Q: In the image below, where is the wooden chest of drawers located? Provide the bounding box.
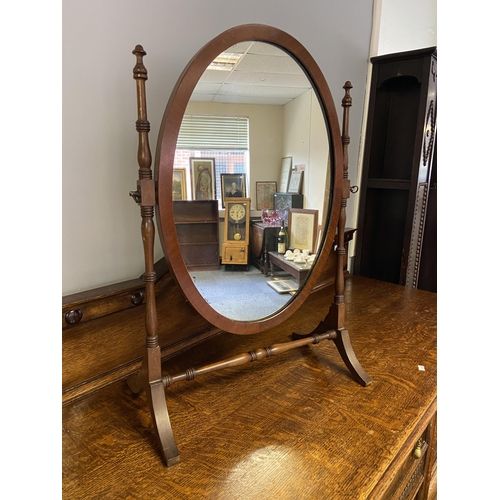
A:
[370,401,437,499]
[63,275,437,499]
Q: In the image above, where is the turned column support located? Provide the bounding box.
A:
[293,82,372,387]
[127,44,180,466]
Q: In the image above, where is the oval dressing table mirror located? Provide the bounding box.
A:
[167,40,328,324]
[127,24,372,466]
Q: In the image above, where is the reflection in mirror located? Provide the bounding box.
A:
[172,42,330,322]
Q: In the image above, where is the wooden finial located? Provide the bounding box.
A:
[342,81,353,107]
[133,45,148,81]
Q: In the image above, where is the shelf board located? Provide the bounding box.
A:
[367,178,411,190]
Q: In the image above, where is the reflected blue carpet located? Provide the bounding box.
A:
[189,265,295,321]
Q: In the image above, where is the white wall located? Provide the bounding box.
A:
[283,89,329,222]
[376,0,437,56]
[62,0,374,294]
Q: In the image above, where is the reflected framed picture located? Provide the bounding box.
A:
[173,168,187,200]
[288,208,319,252]
[267,279,299,294]
[287,170,303,194]
[278,156,292,192]
[221,173,246,208]
[190,158,215,200]
[274,191,303,211]
[256,181,277,210]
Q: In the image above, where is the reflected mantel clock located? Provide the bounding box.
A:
[222,197,251,266]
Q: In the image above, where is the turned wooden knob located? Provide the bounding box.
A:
[65,309,83,325]
[130,291,144,306]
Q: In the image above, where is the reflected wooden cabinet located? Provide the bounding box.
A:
[354,47,437,291]
[173,200,219,270]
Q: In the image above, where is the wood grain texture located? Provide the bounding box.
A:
[63,275,436,499]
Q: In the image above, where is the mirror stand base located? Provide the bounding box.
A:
[292,305,372,387]
[333,329,372,387]
[127,320,369,466]
[127,349,181,467]
[148,380,181,467]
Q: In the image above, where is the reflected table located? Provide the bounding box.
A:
[251,223,356,277]
[268,251,312,286]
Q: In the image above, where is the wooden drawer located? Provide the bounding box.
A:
[369,401,437,500]
[383,430,429,500]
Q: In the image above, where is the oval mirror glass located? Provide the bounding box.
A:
[155,25,343,335]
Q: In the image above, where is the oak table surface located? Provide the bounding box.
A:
[62,275,437,499]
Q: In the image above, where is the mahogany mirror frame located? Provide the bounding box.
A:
[154,24,343,335]
[129,24,372,466]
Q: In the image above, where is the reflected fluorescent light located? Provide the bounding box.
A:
[208,52,243,71]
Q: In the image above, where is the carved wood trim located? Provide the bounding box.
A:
[405,182,428,288]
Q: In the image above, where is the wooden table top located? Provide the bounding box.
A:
[62,275,437,499]
[268,251,312,285]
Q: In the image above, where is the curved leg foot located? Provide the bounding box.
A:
[293,323,372,387]
[147,380,180,466]
[333,328,372,387]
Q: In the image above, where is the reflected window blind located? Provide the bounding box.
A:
[177,115,249,150]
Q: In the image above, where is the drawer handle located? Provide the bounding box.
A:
[413,438,424,459]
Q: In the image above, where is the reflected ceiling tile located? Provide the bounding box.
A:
[246,43,291,57]
[211,95,291,105]
[225,41,253,54]
[226,71,311,88]
[236,54,304,74]
[196,42,312,105]
[198,68,230,83]
[192,82,223,94]
[218,83,310,99]
[189,93,217,102]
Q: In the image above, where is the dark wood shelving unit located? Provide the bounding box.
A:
[354,47,437,291]
[173,200,219,271]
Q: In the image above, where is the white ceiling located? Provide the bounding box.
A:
[190,41,313,105]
